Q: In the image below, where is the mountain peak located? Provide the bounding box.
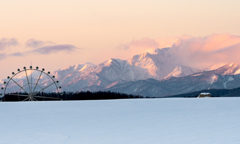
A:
[146,47,170,55]
[219,63,239,69]
[79,63,95,71]
[204,63,227,71]
[104,58,124,66]
[228,63,239,67]
[60,62,95,71]
[214,63,240,75]
[164,65,200,79]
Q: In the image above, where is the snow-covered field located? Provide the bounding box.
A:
[1,98,240,144]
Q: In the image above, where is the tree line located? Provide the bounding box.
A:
[2,91,151,101]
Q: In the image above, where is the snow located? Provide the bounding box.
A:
[234,69,240,75]
[192,73,202,76]
[228,77,234,81]
[204,63,227,71]
[200,92,211,95]
[1,98,240,144]
[223,77,234,88]
[209,74,218,84]
[229,63,234,67]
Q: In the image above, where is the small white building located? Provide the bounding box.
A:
[197,92,211,98]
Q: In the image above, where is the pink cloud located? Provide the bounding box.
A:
[117,35,193,53]
[117,38,159,50]
[171,33,240,68]
[116,37,185,58]
[129,38,159,49]
[116,34,240,69]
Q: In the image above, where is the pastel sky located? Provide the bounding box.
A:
[1,0,240,79]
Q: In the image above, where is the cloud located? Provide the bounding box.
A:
[170,33,240,68]
[116,36,193,57]
[25,39,55,48]
[129,38,159,49]
[5,34,240,70]
[118,38,159,50]
[11,52,24,57]
[117,44,129,50]
[32,44,76,54]
[0,38,19,50]
[11,44,77,57]
[0,53,7,60]
[116,38,163,57]
[115,34,240,69]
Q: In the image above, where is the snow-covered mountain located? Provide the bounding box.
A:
[127,48,178,79]
[1,48,186,93]
[2,48,240,96]
[107,63,240,97]
[53,48,198,92]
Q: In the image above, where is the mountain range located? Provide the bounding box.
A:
[2,48,240,97]
[108,63,240,97]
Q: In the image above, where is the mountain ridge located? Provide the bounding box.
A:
[107,63,240,97]
[2,48,240,97]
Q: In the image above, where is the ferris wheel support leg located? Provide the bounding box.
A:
[22,97,29,101]
[34,95,60,100]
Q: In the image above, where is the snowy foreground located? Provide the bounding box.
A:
[1,98,240,144]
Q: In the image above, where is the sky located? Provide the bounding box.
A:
[1,0,240,79]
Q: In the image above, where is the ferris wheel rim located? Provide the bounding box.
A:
[2,67,61,101]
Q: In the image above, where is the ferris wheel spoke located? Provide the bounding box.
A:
[33,97,38,101]
[22,97,30,101]
[11,79,29,94]
[34,95,59,99]
[32,71,43,94]
[33,82,55,96]
[25,70,32,93]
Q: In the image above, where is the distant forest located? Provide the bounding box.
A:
[2,91,151,101]
[168,87,240,98]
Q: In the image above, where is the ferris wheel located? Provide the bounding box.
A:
[1,66,62,101]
